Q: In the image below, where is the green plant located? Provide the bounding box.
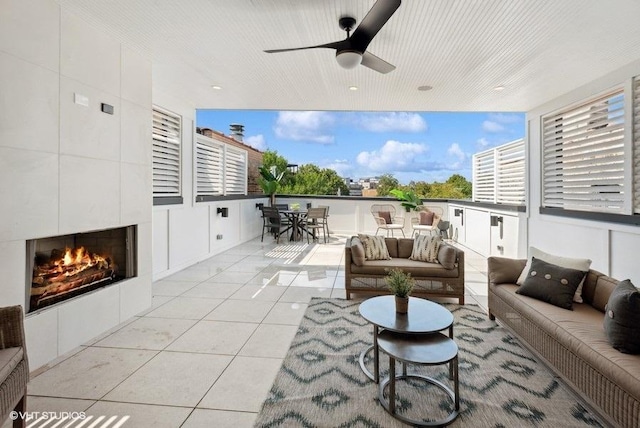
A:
[389,189,422,212]
[258,165,284,206]
[386,268,415,298]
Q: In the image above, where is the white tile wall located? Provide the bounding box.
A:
[0,0,153,369]
[59,155,121,234]
[120,100,152,165]
[0,0,60,71]
[121,47,152,108]
[121,162,152,225]
[152,210,170,276]
[59,77,121,162]
[58,284,121,355]
[0,53,59,152]
[0,240,27,307]
[24,309,59,370]
[0,147,59,241]
[60,10,120,96]
[119,275,153,321]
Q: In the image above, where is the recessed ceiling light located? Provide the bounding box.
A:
[211,85,222,90]
[493,85,505,91]
[349,86,358,91]
[417,85,433,91]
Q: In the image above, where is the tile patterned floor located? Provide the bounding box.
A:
[10,235,489,428]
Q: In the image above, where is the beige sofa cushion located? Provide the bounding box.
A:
[398,239,413,259]
[351,259,459,278]
[350,237,365,266]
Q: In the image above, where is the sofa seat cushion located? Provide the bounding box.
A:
[492,283,640,402]
[0,347,23,382]
[351,259,458,278]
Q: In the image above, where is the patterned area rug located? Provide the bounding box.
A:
[255,298,604,428]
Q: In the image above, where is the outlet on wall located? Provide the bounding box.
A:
[216,234,223,240]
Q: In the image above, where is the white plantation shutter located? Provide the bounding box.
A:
[224,147,247,195]
[152,107,182,197]
[542,90,625,213]
[195,136,224,197]
[473,150,496,202]
[496,140,525,204]
[633,77,640,213]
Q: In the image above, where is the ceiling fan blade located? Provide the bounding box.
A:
[264,40,345,54]
[361,51,396,74]
[350,0,401,52]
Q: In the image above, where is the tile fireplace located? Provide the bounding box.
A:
[26,226,137,314]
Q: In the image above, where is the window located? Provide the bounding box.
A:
[152,106,182,204]
[195,134,248,201]
[472,139,525,205]
[633,77,640,214]
[542,90,625,214]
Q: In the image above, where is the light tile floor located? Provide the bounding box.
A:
[11,235,488,428]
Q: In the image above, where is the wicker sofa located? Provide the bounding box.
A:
[344,236,465,303]
[488,257,640,428]
[1,305,29,428]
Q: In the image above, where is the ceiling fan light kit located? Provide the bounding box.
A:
[264,0,401,74]
[336,50,362,69]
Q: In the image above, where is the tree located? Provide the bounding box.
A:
[376,174,400,196]
[446,174,472,199]
[260,150,294,187]
[280,164,349,196]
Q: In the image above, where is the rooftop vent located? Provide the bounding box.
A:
[229,123,244,142]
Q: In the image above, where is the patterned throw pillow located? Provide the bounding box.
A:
[409,235,442,262]
[419,211,434,225]
[378,211,392,224]
[357,234,391,261]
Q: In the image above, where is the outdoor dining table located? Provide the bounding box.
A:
[280,210,308,241]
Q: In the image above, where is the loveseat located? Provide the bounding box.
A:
[1,305,29,428]
[344,236,465,303]
[488,257,640,428]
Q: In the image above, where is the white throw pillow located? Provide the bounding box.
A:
[516,247,592,303]
[409,235,442,263]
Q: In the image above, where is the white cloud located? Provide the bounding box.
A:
[323,159,353,177]
[358,112,427,133]
[356,140,428,172]
[447,143,465,161]
[274,111,335,144]
[244,134,267,151]
[482,120,505,133]
[476,138,492,150]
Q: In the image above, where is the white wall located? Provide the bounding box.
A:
[150,88,269,280]
[526,58,640,281]
[0,0,152,369]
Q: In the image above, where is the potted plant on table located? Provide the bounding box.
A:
[386,268,415,314]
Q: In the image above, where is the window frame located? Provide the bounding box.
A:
[152,105,183,205]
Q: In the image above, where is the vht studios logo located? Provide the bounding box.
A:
[10,411,130,427]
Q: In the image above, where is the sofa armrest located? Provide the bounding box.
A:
[487,257,527,285]
[0,305,26,350]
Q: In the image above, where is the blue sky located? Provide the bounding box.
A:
[196,110,525,184]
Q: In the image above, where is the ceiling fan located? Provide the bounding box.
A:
[264,0,401,74]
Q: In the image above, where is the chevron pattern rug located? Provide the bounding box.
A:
[255,298,604,428]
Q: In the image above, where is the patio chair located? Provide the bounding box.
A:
[304,207,328,243]
[411,205,443,237]
[1,305,29,428]
[370,204,405,237]
[260,206,291,243]
[318,205,330,240]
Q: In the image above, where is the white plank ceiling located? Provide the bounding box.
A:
[57,0,640,112]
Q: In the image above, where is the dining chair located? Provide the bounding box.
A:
[318,205,330,240]
[260,206,290,243]
[304,207,327,243]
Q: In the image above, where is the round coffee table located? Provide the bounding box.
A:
[358,295,454,383]
[377,330,460,427]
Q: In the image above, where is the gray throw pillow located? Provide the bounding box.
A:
[516,257,586,310]
[437,244,456,270]
[350,237,366,266]
[603,280,640,354]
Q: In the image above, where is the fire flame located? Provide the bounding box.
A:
[53,246,110,277]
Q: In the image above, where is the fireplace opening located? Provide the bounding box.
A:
[26,226,136,314]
